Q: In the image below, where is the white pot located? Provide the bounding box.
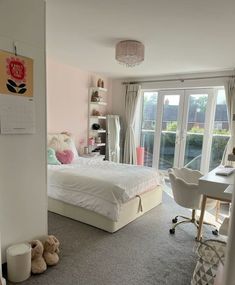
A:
[6,243,31,283]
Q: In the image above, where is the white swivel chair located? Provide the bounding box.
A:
[168,167,217,235]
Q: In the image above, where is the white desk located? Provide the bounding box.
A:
[197,166,234,240]
[224,184,234,198]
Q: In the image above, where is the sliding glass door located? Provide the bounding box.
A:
[209,90,230,170]
[140,88,229,173]
[157,91,183,170]
[140,92,158,167]
[181,90,213,172]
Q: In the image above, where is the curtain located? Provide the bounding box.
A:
[123,84,141,164]
[222,79,235,165]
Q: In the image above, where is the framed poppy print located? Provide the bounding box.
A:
[0,50,33,97]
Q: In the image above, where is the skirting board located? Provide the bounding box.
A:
[48,186,163,233]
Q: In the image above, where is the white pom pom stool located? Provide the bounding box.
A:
[6,243,31,283]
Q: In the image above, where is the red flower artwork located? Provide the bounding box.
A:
[5,56,27,94]
[6,57,26,83]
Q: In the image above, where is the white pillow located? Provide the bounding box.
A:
[48,134,79,159]
[48,136,64,151]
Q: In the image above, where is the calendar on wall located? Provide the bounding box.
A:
[0,49,35,134]
[0,95,35,134]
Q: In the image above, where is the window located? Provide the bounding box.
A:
[209,89,229,170]
[140,88,229,173]
[140,92,158,167]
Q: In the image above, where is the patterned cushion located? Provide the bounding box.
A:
[191,258,218,285]
[191,240,226,285]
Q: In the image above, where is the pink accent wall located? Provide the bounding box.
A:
[47,57,112,153]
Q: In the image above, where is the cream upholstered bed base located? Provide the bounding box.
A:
[48,186,162,233]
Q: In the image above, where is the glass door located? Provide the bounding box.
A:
[180,89,213,172]
[140,92,158,167]
[140,88,228,174]
[209,89,230,170]
[157,90,184,170]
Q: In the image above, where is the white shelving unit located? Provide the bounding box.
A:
[96,143,106,146]
[97,129,106,133]
[90,102,107,106]
[88,87,108,158]
[90,115,107,120]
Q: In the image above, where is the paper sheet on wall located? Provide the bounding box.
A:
[0,94,35,134]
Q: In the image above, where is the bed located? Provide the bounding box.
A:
[47,134,163,232]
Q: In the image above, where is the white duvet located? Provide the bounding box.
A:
[48,158,162,221]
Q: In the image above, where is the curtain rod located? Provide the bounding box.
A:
[122,75,235,85]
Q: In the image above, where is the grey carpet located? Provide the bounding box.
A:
[7,193,217,285]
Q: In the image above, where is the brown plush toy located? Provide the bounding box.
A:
[43,235,60,266]
[30,240,47,274]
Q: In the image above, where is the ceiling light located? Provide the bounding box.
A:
[115,40,144,67]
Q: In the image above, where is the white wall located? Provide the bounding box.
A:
[0,0,47,262]
[112,79,126,122]
[47,57,112,153]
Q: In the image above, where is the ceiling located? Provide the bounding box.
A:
[46,0,235,79]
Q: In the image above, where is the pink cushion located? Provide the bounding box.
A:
[56,149,74,164]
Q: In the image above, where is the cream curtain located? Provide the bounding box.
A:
[123,84,141,164]
[222,79,235,165]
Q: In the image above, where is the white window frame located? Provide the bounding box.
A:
[140,87,228,173]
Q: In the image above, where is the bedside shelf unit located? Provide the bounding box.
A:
[95,143,106,147]
[90,116,107,120]
[91,87,107,93]
[90,102,107,106]
[88,87,108,158]
[97,130,106,133]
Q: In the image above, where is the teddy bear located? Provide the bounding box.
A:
[30,240,47,274]
[43,235,60,266]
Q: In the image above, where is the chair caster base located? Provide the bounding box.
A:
[172,218,178,223]
[169,228,175,234]
[212,229,219,236]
